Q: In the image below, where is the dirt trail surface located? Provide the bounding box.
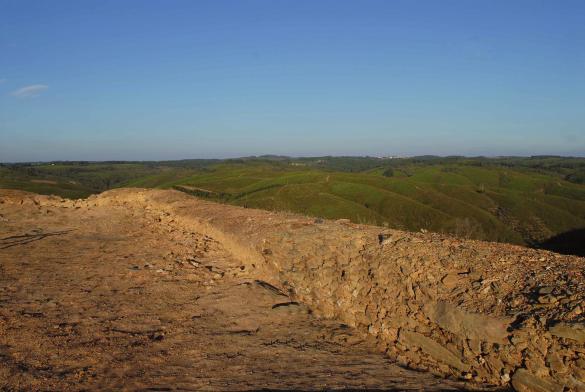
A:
[0,189,474,391]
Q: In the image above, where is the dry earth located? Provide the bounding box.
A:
[1,188,584,391]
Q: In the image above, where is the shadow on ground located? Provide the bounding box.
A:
[537,227,585,257]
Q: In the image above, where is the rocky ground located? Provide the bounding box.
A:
[1,188,584,391]
[0,189,473,391]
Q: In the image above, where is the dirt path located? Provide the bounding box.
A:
[0,191,467,391]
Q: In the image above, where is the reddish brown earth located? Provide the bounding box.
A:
[1,188,584,391]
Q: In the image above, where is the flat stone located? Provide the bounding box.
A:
[424,301,511,343]
[399,330,470,372]
[548,322,585,343]
[511,369,562,392]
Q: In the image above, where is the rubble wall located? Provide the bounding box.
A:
[102,189,585,390]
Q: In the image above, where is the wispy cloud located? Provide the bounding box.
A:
[11,84,48,98]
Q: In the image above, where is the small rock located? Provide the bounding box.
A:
[568,305,582,318]
[538,295,557,304]
[538,286,555,295]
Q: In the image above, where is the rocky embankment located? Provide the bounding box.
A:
[4,188,585,391]
[2,189,471,391]
[102,189,585,391]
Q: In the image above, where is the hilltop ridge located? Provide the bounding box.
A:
[2,156,585,255]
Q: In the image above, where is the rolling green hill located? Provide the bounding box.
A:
[2,156,585,252]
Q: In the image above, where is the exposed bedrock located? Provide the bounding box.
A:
[77,189,585,390]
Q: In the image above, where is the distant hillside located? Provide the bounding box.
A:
[1,156,584,253]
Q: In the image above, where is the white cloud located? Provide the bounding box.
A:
[11,84,48,98]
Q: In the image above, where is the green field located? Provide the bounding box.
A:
[2,156,585,253]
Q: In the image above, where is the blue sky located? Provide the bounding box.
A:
[1,0,584,161]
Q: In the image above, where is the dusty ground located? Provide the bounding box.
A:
[0,189,472,391]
